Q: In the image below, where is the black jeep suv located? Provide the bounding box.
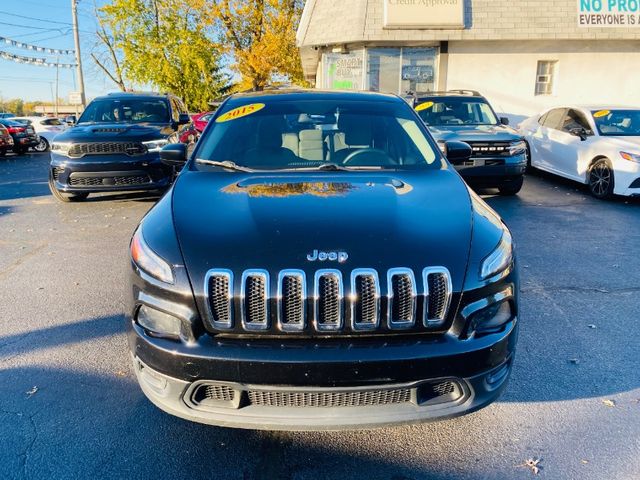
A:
[48,92,191,202]
[412,90,527,195]
[127,89,519,430]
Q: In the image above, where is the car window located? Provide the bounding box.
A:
[541,108,565,130]
[13,119,31,125]
[41,118,63,126]
[169,98,181,122]
[591,109,640,136]
[416,97,498,126]
[78,98,170,124]
[194,99,440,171]
[537,112,549,125]
[201,113,213,122]
[561,109,592,134]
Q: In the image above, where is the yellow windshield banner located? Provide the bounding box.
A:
[593,110,610,118]
[216,103,266,123]
[415,101,434,112]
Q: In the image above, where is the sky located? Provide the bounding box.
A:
[0,0,115,104]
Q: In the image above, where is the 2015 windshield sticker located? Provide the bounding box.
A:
[593,110,610,118]
[415,101,434,112]
[216,103,265,123]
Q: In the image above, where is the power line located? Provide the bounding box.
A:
[0,10,74,26]
[0,21,69,32]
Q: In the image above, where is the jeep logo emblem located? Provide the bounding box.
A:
[306,249,349,263]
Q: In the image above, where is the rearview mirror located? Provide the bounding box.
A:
[569,127,589,141]
[444,141,472,164]
[500,117,510,126]
[160,143,188,165]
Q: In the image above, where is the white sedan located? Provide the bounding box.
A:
[11,116,67,152]
[519,106,640,199]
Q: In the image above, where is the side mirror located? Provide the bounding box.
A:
[160,143,188,166]
[569,127,589,141]
[444,141,472,164]
[178,113,191,125]
[64,115,76,125]
[500,117,510,126]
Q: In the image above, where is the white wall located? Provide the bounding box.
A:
[446,40,640,123]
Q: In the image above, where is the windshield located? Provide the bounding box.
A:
[193,99,439,171]
[77,98,170,124]
[416,97,499,126]
[592,109,640,136]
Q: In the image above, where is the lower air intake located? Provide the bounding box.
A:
[247,388,411,408]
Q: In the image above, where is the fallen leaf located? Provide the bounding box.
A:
[581,459,589,464]
[588,324,597,329]
[115,370,127,377]
[568,358,580,365]
[25,386,38,398]
[602,399,616,407]
[517,458,542,475]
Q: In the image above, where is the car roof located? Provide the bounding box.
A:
[223,88,403,106]
[416,90,484,99]
[91,92,171,102]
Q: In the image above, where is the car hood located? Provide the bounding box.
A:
[429,124,521,143]
[601,136,640,150]
[53,122,172,142]
[172,169,473,293]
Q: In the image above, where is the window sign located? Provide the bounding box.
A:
[323,52,363,90]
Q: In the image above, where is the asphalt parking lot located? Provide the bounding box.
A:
[1,151,639,480]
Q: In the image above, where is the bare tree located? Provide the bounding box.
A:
[91,7,127,91]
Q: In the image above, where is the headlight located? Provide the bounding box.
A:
[437,141,446,153]
[136,304,182,338]
[143,139,169,153]
[470,300,513,334]
[51,142,73,156]
[620,151,640,163]
[480,227,513,280]
[130,227,174,283]
[507,140,527,156]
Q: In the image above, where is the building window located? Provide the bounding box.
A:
[366,47,437,95]
[323,50,364,90]
[535,61,557,96]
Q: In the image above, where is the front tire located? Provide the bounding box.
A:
[34,137,49,152]
[498,176,524,196]
[588,159,615,199]
[48,172,89,202]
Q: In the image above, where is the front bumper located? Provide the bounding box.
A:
[454,153,527,187]
[50,152,172,193]
[128,319,518,430]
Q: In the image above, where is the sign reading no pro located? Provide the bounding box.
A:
[578,0,640,26]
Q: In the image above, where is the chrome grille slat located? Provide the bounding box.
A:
[422,267,452,326]
[67,141,146,158]
[387,268,417,329]
[314,270,343,331]
[350,269,380,330]
[277,270,306,331]
[241,270,269,330]
[204,270,233,329]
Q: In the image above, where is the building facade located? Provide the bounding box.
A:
[297,0,640,120]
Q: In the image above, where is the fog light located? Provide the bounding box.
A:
[472,300,512,334]
[136,304,182,339]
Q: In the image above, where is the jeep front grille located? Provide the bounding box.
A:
[467,142,511,158]
[247,388,411,408]
[67,141,146,158]
[204,267,452,334]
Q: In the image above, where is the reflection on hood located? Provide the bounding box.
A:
[222,181,357,198]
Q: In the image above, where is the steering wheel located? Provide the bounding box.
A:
[342,148,390,166]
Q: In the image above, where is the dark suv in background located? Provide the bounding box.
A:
[48,92,191,202]
[411,91,527,195]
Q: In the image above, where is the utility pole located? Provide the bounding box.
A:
[55,56,59,117]
[71,0,86,107]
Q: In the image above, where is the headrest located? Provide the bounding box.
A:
[337,114,373,146]
[299,129,322,142]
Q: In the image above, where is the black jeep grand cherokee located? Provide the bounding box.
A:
[413,90,527,195]
[48,92,191,202]
[127,90,519,430]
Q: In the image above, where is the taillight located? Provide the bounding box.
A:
[7,126,25,134]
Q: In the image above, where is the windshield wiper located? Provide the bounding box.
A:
[195,159,254,172]
[287,163,351,172]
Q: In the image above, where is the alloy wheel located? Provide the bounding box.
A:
[588,161,613,199]
[34,137,49,152]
